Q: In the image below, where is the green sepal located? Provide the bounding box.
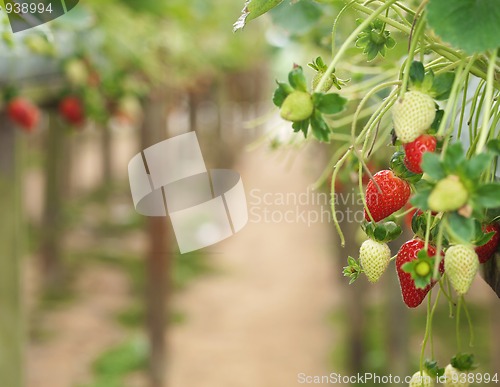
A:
[312,92,347,115]
[410,180,434,211]
[421,152,446,181]
[447,212,476,244]
[288,66,308,92]
[402,250,435,289]
[486,139,500,155]
[310,110,330,142]
[409,61,425,87]
[363,221,402,243]
[292,119,309,137]
[273,81,293,107]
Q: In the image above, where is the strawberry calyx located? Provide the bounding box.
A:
[273,65,347,142]
[390,151,422,183]
[411,142,500,245]
[363,221,402,243]
[424,359,445,378]
[308,56,349,92]
[343,256,362,284]
[450,353,478,372]
[402,250,436,289]
[408,61,455,101]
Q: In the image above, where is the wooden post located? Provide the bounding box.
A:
[0,113,24,387]
[39,112,65,289]
[141,91,172,387]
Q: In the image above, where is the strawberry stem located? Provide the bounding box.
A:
[456,296,462,352]
[475,50,498,155]
[419,289,433,372]
[461,296,475,348]
[315,0,399,94]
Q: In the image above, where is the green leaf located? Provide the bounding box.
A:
[427,0,500,54]
[409,61,425,86]
[385,35,396,49]
[430,72,455,100]
[313,93,347,115]
[233,0,284,31]
[272,81,293,107]
[448,212,476,244]
[421,152,446,180]
[269,0,323,35]
[288,66,308,92]
[310,111,330,142]
[473,183,500,208]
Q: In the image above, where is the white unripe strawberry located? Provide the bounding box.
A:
[359,239,391,283]
[444,245,479,295]
[409,370,435,387]
[444,364,470,387]
[392,90,436,143]
[428,175,468,212]
[280,91,314,122]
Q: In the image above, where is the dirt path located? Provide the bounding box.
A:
[166,146,339,387]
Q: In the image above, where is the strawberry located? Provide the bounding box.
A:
[59,96,85,126]
[428,175,468,213]
[280,91,314,122]
[444,365,469,387]
[475,223,500,264]
[6,97,40,132]
[443,353,477,387]
[364,170,411,222]
[396,239,444,308]
[359,239,391,283]
[444,245,479,295]
[409,370,434,387]
[404,134,437,174]
[392,90,436,143]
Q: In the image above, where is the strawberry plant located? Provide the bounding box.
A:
[237,0,500,381]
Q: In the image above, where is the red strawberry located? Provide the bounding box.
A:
[396,239,444,308]
[7,97,40,132]
[475,223,500,264]
[403,134,437,174]
[364,170,411,222]
[59,96,85,126]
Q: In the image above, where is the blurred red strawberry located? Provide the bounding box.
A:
[7,97,40,132]
[59,96,85,126]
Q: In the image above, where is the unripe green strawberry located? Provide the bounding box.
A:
[280,91,314,122]
[445,245,479,295]
[359,239,391,283]
[312,71,334,93]
[64,59,89,86]
[444,364,469,387]
[392,90,436,143]
[409,370,434,387]
[428,175,468,212]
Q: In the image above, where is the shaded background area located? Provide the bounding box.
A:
[0,1,498,386]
